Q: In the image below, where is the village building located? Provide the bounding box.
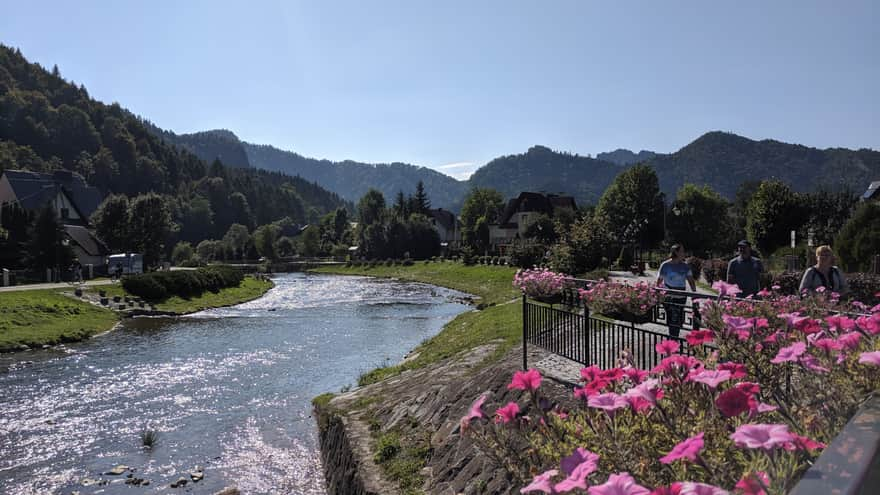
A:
[488,192,576,253]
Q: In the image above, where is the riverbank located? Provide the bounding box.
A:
[312,262,521,385]
[0,277,274,352]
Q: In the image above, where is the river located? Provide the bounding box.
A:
[0,273,471,494]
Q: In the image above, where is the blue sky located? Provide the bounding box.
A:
[2,1,877,179]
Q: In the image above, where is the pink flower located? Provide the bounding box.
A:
[735,472,769,495]
[650,484,682,495]
[588,392,629,412]
[856,314,880,335]
[601,368,625,382]
[770,342,806,364]
[715,388,751,417]
[687,369,732,389]
[799,354,829,373]
[656,340,680,356]
[521,469,558,493]
[625,378,662,406]
[509,368,543,392]
[716,362,747,379]
[555,448,600,492]
[757,288,771,297]
[460,395,487,429]
[837,332,862,350]
[580,365,602,382]
[588,472,650,495]
[712,281,742,297]
[825,315,856,331]
[685,330,714,346]
[859,351,880,366]
[785,434,826,452]
[659,432,704,464]
[495,402,520,424]
[722,315,752,340]
[678,482,730,495]
[730,423,794,450]
[623,367,649,385]
[813,338,842,353]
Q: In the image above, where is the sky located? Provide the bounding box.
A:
[2,1,877,180]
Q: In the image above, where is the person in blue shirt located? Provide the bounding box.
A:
[657,244,696,337]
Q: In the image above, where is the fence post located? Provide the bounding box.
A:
[872,254,880,275]
[693,300,701,331]
[2,268,8,287]
[522,294,528,370]
[583,300,590,365]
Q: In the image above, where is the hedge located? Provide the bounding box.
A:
[122,265,244,301]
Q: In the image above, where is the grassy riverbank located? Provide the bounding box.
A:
[1,276,274,352]
[0,289,119,352]
[312,262,522,385]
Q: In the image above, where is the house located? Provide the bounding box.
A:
[862,181,880,201]
[488,192,577,252]
[427,208,459,245]
[0,169,108,269]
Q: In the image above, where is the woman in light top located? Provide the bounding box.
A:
[799,245,847,295]
[657,244,697,337]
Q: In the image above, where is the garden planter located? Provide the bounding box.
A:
[532,294,564,305]
[602,309,653,324]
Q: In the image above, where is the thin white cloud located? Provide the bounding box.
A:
[436,161,475,170]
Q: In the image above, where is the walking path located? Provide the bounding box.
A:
[0,279,115,293]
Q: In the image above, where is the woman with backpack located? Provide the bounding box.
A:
[799,245,848,295]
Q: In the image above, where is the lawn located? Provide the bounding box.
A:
[312,262,523,385]
[0,289,119,352]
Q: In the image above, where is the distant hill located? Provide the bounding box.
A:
[242,142,469,210]
[596,149,657,165]
[645,131,880,199]
[145,126,251,169]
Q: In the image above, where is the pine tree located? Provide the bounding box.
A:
[413,181,431,214]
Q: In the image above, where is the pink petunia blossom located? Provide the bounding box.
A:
[715,388,751,417]
[712,281,742,297]
[825,315,856,331]
[495,402,520,424]
[722,315,752,341]
[623,367,649,385]
[685,330,714,346]
[601,368,625,382]
[770,342,806,364]
[856,314,880,335]
[837,332,862,350]
[653,355,704,375]
[687,369,732,389]
[656,340,680,356]
[580,365,603,382]
[649,484,682,495]
[716,362,747,379]
[799,354,829,373]
[521,469,558,494]
[784,434,826,452]
[625,378,662,407]
[734,471,769,495]
[588,392,629,412]
[588,472,651,495]
[859,351,880,366]
[659,432,704,464]
[460,395,487,429]
[509,368,543,391]
[678,482,730,495]
[555,448,600,492]
[813,338,842,353]
[730,423,794,450]
[757,288,772,298]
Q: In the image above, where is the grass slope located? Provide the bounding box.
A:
[85,277,274,314]
[0,289,118,351]
[312,262,522,385]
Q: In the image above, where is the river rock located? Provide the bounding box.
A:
[190,467,204,482]
[213,487,240,495]
[170,477,188,488]
[80,478,102,486]
[105,465,128,475]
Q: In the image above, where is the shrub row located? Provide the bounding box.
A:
[345,259,416,268]
[122,265,244,300]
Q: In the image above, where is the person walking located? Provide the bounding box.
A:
[727,240,763,298]
[657,244,696,337]
[799,245,848,295]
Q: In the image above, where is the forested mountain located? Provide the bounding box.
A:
[467,145,624,206]
[596,149,657,165]
[0,44,347,243]
[145,126,251,169]
[644,131,880,199]
[242,142,469,210]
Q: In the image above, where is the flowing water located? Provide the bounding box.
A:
[0,273,470,494]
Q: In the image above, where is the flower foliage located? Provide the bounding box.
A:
[579,281,664,317]
[461,290,880,494]
[514,268,571,299]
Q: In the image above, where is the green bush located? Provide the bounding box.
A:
[702,258,728,284]
[510,244,544,268]
[121,274,167,300]
[686,257,704,282]
[846,272,880,306]
[121,266,243,300]
[771,271,801,295]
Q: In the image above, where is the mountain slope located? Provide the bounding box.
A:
[596,149,657,165]
[243,142,469,210]
[145,126,251,169]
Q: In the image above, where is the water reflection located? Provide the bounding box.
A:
[0,273,469,494]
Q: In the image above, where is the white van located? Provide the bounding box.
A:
[107,253,144,275]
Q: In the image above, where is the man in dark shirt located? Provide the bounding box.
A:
[727,240,763,297]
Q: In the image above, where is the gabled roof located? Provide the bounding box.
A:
[2,169,103,219]
[64,224,108,256]
[428,208,456,231]
[496,192,577,225]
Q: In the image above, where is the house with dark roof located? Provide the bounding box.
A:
[0,169,108,269]
[488,192,577,252]
[427,208,459,245]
